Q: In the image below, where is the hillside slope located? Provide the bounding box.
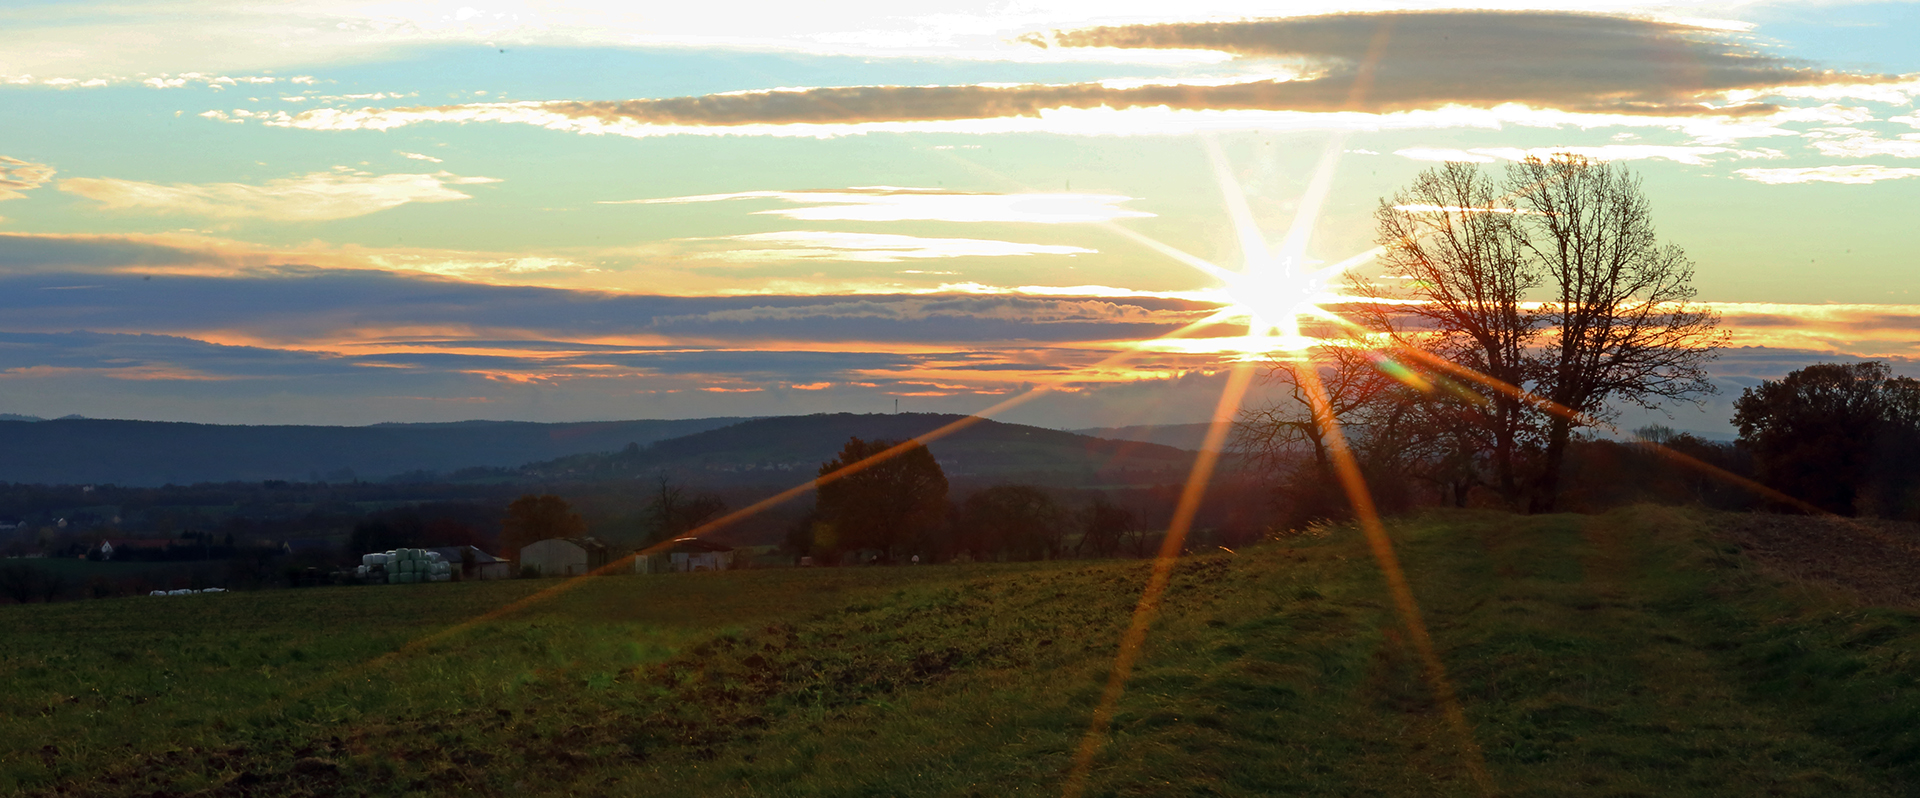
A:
[7,508,1920,796]
[529,412,1203,484]
[0,417,747,485]
[1071,421,1223,451]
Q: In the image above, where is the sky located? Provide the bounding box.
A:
[1,0,1916,433]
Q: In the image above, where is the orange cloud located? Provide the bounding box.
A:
[0,156,55,201]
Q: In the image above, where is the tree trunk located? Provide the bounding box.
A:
[1529,415,1575,514]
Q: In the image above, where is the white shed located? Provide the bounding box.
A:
[518,537,609,578]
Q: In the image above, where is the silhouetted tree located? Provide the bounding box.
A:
[1339,154,1725,512]
[1237,341,1421,525]
[1734,361,1920,516]
[641,477,729,545]
[500,494,587,560]
[1368,161,1537,504]
[956,485,1063,561]
[1075,495,1134,559]
[351,507,487,554]
[810,437,947,561]
[1509,155,1725,511]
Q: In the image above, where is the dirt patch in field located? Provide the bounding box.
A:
[1717,513,1920,607]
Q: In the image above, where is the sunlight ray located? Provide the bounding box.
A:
[1292,361,1497,794]
[1061,361,1256,798]
[1201,135,1274,269]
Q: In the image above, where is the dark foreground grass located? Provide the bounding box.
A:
[6,506,1920,796]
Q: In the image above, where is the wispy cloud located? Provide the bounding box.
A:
[1392,144,1780,166]
[614,186,1153,223]
[2,72,308,90]
[688,231,1095,263]
[1734,165,1920,184]
[59,169,500,221]
[1806,127,1920,159]
[1710,302,1920,357]
[0,156,55,201]
[397,151,444,163]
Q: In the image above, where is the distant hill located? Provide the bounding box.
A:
[529,413,1203,485]
[0,417,748,486]
[1071,422,1225,452]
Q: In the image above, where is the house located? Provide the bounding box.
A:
[426,545,514,580]
[518,537,610,578]
[634,537,735,574]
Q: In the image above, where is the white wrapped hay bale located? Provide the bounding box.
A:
[150,590,166,597]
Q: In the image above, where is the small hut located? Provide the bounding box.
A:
[426,545,514,580]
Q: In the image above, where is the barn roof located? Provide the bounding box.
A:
[664,537,733,553]
[426,545,506,564]
[524,536,609,553]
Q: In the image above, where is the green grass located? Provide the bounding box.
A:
[5,507,1920,796]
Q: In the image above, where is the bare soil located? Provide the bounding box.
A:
[1717,513,1920,606]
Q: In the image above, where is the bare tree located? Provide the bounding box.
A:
[1266,155,1724,514]
[1368,161,1538,505]
[1507,155,1725,512]
[1235,340,1435,524]
[1236,342,1399,476]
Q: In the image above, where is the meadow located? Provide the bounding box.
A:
[6,506,1920,796]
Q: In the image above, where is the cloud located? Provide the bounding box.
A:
[688,231,1095,263]
[0,261,1214,349]
[1033,11,1885,115]
[0,156,55,201]
[1392,144,1780,166]
[254,10,1904,143]
[1734,165,1920,184]
[58,170,500,221]
[398,151,444,163]
[1806,127,1920,159]
[2,72,306,90]
[614,186,1153,223]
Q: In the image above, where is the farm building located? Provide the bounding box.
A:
[518,537,610,577]
[634,537,735,574]
[426,546,514,580]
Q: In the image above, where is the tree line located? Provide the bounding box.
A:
[784,436,1181,564]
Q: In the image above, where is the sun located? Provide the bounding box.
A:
[1214,255,1344,352]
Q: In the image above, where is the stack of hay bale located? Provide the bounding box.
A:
[354,548,453,584]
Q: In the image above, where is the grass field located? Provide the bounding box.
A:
[6,506,1920,796]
